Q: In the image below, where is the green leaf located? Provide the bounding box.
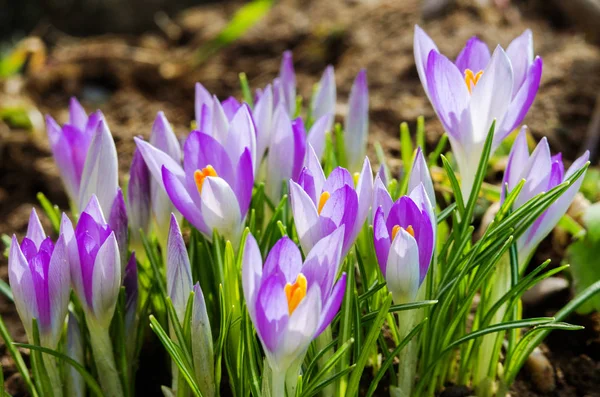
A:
[14,343,103,397]
[239,72,254,108]
[0,316,37,397]
[36,192,61,233]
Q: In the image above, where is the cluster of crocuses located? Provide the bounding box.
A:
[5,25,590,397]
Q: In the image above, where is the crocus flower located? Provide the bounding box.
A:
[127,147,151,247]
[45,98,104,205]
[242,228,347,395]
[166,214,193,322]
[289,145,373,256]
[273,51,297,116]
[414,26,543,197]
[502,127,589,264]
[191,283,215,397]
[109,189,128,273]
[195,83,243,144]
[8,209,70,348]
[373,182,435,304]
[62,196,121,327]
[135,106,255,245]
[344,70,369,172]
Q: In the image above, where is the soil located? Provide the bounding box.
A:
[0,0,599,395]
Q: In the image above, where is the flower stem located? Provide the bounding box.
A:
[43,355,63,397]
[87,318,124,397]
[395,309,418,397]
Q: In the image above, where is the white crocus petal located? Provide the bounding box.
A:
[279,286,321,368]
[254,85,274,169]
[385,228,420,305]
[78,120,119,216]
[506,29,534,95]
[414,25,439,100]
[311,65,336,123]
[241,234,263,322]
[211,97,230,143]
[307,114,333,161]
[469,45,513,146]
[26,209,46,248]
[408,148,436,210]
[91,232,121,327]
[289,181,321,255]
[200,177,242,246]
[8,236,37,340]
[226,104,257,169]
[266,105,295,202]
[350,157,373,244]
[150,112,182,162]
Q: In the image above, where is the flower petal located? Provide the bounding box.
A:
[501,127,529,200]
[302,226,345,298]
[414,25,439,99]
[279,51,297,116]
[267,105,296,202]
[347,157,373,250]
[470,45,513,144]
[195,83,213,127]
[455,37,491,74]
[254,84,274,168]
[242,233,263,320]
[263,236,303,283]
[408,147,436,210]
[319,185,358,254]
[46,115,78,201]
[289,181,322,255]
[134,136,185,185]
[373,207,391,274]
[91,232,121,326]
[200,177,242,245]
[311,65,336,124]
[167,214,193,322]
[162,166,208,235]
[386,228,420,304]
[506,29,534,95]
[47,235,70,346]
[26,208,46,249]
[315,273,346,336]
[68,97,88,131]
[303,144,326,201]
[226,104,257,170]
[280,286,321,364]
[307,114,333,161]
[255,272,288,353]
[150,112,182,163]
[323,167,354,193]
[108,189,128,274]
[8,235,37,339]
[78,120,119,215]
[373,175,393,223]
[234,148,254,218]
[344,69,369,172]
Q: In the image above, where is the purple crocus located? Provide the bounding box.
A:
[242,228,347,394]
[62,195,121,327]
[195,83,244,145]
[344,70,369,172]
[373,183,435,304]
[414,26,543,197]
[135,106,255,245]
[502,127,589,264]
[8,209,70,348]
[166,214,193,322]
[289,145,373,256]
[273,51,297,117]
[127,147,151,247]
[311,65,336,133]
[45,98,104,205]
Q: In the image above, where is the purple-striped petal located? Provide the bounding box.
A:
[254,272,288,352]
[280,286,321,361]
[304,145,326,202]
[195,83,212,127]
[222,97,242,121]
[501,127,529,200]
[267,105,296,202]
[254,84,274,167]
[373,175,393,223]
[279,51,297,116]
[9,235,38,340]
[302,226,344,299]
[46,115,78,200]
[455,37,491,74]
[291,118,308,181]
[68,97,88,131]
[347,157,373,251]
[226,104,256,169]
[162,166,208,236]
[323,167,354,193]
[234,148,254,218]
[319,185,358,254]
[134,136,185,186]
[408,147,436,209]
[90,232,120,325]
[315,273,346,336]
[26,209,46,248]
[150,112,182,163]
[506,29,534,96]
[108,189,128,273]
[242,233,263,321]
[167,214,193,322]
[263,236,303,283]
[127,147,151,241]
[47,235,70,346]
[373,207,391,274]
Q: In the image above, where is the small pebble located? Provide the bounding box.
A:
[522,277,569,307]
[525,346,556,393]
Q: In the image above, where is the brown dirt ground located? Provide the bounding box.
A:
[0,0,599,395]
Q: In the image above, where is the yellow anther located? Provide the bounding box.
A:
[353,172,360,187]
[194,165,218,194]
[464,69,483,94]
[317,191,331,214]
[284,274,307,315]
[391,224,415,241]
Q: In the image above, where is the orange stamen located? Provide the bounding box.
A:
[464,69,483,94]
[391,224,415,240]
[193,165,218,194]
[317,191,331,214]
[284,274,307,315]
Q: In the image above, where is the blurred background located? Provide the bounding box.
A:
[0,0,599,394]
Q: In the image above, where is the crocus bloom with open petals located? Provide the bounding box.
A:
[344,69,369,172]
[414,26,543,197]
[242,228,347,393]
[135,106,255,245]
[373,182,435,304]
[45,98,104,205]
[290,146,373,256]
[8,209,70,347]
[62,196,121,327]
[502,127,589,264]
